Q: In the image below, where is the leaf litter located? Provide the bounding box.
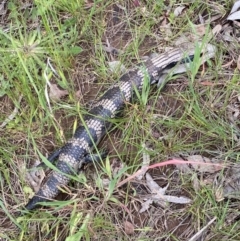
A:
[48,83,68,101]
[130,150,226,213]
[140,173,191,213]
[25,160,45,194]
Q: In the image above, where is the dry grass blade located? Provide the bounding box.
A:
[0,95,23,128]
[189,217,217,241]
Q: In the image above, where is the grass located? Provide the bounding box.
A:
[0,0,240,240]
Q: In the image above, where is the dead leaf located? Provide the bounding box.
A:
[229,1,240,14]
[146,173,168,195]
[136,143,151,180]
[164,23,173,40]
[139,173,191,212]
[175,159,200,192]
[0,1,7,15]
[215,186,224,202]
[123,221,134,235]
[108,61,127,74]
[102,178,110,188]
[111,159,124,178]
[174,157,192,173]
[75,89,83,99]
[227,104,240,122]
[194,24,206,37]
[200,81,215,86]
[234,20,240,28]
[212,24,222,35]
[174,6,185,17]
[202,175,215,186]
[174,35,189,46]
[192,174,200,192]
[139,199,153,213]
[215,163,240,201]
[227,1,240,20]
[221,180,240,200]
[222,26,235,42]
[25,160,45,193]
[49,83,68,101]
[228,11,240,21]
[99,44,123,55]
[187,155,222,173]
[155,194,191,204]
